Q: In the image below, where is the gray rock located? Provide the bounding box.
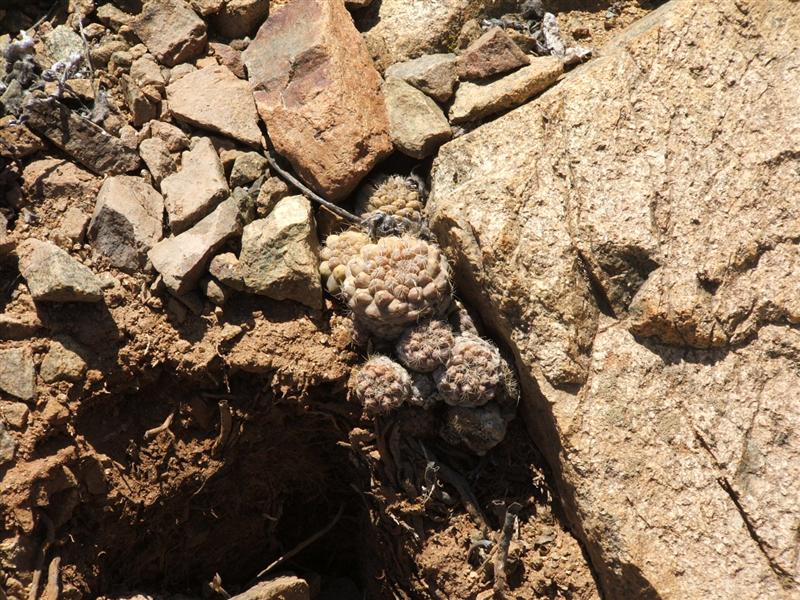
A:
[384,77,451,159]
[130,0,207,67]
[209,252,244,290]
[229,151,268,188]
[21,97,141,175]
[210,0,270,38]
[230,576,310,600]
[138,136,177,184]
[0,422,15,466]
[456,27,530,81]
[239,195,322,309]
[200,276,231,306]
[449,56,563,124]
[18,239,104,302]
[360,0,484,71]
[385,53,458,103]
[40,338,87,383]
[43,25,84,64]
[428,1,800,597]
[148,197,241,295]
[161,137,229,233]
[167,64,262,147]
[89,176,165,271]
[0,347,35,401]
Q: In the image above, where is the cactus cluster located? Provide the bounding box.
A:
[324,170,519,456]
[355,174,425,225]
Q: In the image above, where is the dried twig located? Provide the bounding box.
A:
[143,411,175,441]
[211,399,232,457]
[260,145,361,224]
[41,556,61,600]
[492,502,521,598]
[256,503,345,579]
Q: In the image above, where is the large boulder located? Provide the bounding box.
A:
[427,1,800,598]
[242,0,392,201]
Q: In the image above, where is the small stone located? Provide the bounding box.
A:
[229,151,268,187]
[89,175,165,271]
[109,49,133,73]
[0,347,36,401]
[239,195,322,308]
[22,97,141,175]
[456,27,531,81]
[119,125,139,148]
[189,0,224,17]
[229,576,310,600]
[385,54,457,103]
[91,36,129,67]
[449,57,564,124]
[211,0,270,39]
[0,116,44,159]
[139,136,177,184]
[161,137,229,233]
[209,252,244,290]
[209,42,245,78]
[455,18,483,51]
[97,4,132,31]
[1,402,29,429]
[243,0,392,200]
[148,197,241,294]
[21,158,99,201]
[43,24,83,64]
[121,74,159,127]
[196,56,218,69]
[130,54,166,95]
[168,63,197,82]
[40,337,87,383]
[0,423,15,465]
[148,120,190,152]
[167,64,262,147]
[255,176,290,217]
[18,239,104,302]
[41,398,69,428]
[200,276,231,306]
[384,77,451,159]
[59,207,90,244]
[130,0,207,67]
[0,313,42,340]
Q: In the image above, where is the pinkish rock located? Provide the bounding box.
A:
[209,42,245,78]
[456,27,531,81]
[211,0,269,39]
[130,0,207,67]
[166,64,262,147]
[242,0,392,201]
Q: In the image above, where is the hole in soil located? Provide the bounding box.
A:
[65,372,367,598]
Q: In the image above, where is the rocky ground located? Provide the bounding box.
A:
[2,1,796,600]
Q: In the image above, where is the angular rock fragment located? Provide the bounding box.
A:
[148,197,241,295]
[89,176,165,271]
[17,239,104,303]
[130,0,207,67]
[242,0,392,200]
[0,116,44,159]
[1,402,29,429]
[0,423,15,465]
[167,64,262,147]
[385,53,457,103]
[211,0,270,38]
[130,54,166,95]
[42,25,83,64]
[161,137,229,233]
[456,27,530,81]
[96,3,132,31]
[384,77,451,159]
[0,347,36,401]
[209,42,245,78]
[360,0,482,71]
[230,576,310,600]
[40,338,87,383]
[138,136,176,184]
[239,195,322,308]
[229,151,267,187]
[148,120,190,153]
[58,207,90,245]
[120,74,158,127]
[209,252,244,290]
[449,57,563,123]
[22,97,141,175]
